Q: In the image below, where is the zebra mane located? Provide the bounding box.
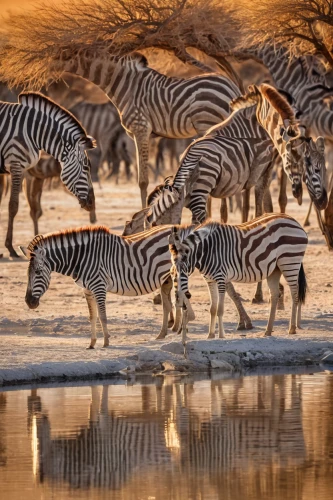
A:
[27,225,113,253]
[146,178,180,224]
[259,84,297,125]
[18,92,89,140]
[27,234,45,253]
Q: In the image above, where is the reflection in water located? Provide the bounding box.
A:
[0,372,333,500]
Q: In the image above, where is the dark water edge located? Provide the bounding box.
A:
[0,363,328,393]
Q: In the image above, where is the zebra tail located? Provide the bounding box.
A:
[298,263,307,304]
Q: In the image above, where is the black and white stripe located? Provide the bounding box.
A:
[1,92,95,257]
[63,51,241,206]
[20,224,254,347]
[170,214,308,338]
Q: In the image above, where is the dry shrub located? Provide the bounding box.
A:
[232,0,333,67]
[0,0,240,89]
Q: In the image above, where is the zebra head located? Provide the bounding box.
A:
[169,228,196,321]
[19,93,97,212]
[303,137,327,210]
[283,135,305,203]
[18,237,51,310]
[59,136,96,212]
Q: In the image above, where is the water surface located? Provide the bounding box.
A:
[0,370,333,500]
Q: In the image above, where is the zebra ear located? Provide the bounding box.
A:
[18,246,31,259]
[315,136,325,154]
[80,136,97,150]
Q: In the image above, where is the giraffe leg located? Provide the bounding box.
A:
[84,289,98,349]
[303,201,313,227]
[264,268,281,336]
[278,169,288,213]
[5,165,23,258]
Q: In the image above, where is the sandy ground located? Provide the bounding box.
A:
[1,177,333,386]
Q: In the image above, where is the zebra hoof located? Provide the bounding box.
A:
[237,321,253,331]
[252,297,264,304]
[263,332,272,337]
[207,333,215,339]
[155,332,167,340]
[86,345,95,349]
[288,328,297,335]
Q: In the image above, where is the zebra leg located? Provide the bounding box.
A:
[156,277,173,340]
[252,282,264,304]
[263,187,274,213]
[5,165,22,258]
[206,281,218,339]
[277,283,285,311]
[225,283,253,330]
[172,306,182,333]
[264,268,282,336]
[220,198,228,223]
[94,290,110,347]
[84,290,98,349]
[26,175,44,235]
[133,130,151,208]
[303,201,313,227]
[242,189,250,223]
[217,291,226,339]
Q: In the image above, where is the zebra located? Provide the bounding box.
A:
[24,154,97,236]
[69,100,132,182]
[59,49,241,207]
[19,224,253,349]
[0,92,96,258]
[169,214,308,338]
[144,84,326,227]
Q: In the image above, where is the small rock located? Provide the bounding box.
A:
[161,342,184,355]
[326,283,332,287]
[210,359,234,371]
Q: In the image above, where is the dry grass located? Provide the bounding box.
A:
[0,0,240,89]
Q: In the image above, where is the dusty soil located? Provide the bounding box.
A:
[1,178,333,386]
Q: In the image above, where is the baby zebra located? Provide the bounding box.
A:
[18,224,253,348]
[169,214,308,338]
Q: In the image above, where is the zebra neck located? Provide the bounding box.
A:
[63,55,144,109]
[248,45,305,94]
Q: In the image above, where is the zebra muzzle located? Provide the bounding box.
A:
[313,189,328,211]
[26,293,40,309]
[79,188,95,212]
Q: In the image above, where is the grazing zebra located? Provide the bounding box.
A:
[24,155,97,236]
[19,224,253,348]
[145,84,326,227]
[59,49,241,206]
[0,92,95,258]
[169,214,308,338]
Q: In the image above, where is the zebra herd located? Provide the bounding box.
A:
[1,44,332,347]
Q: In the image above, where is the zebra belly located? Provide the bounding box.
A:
[105,269,170,296]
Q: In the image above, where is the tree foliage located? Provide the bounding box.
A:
[233,0,333,67]
[0,0,239,89]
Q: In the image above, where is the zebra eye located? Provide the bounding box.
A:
[35,269,41,276]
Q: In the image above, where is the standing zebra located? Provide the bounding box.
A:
[19,224,253,349]
[169,214,308,339]
[144,84,326,226]
[0,92,95,258]
[58,49,241,207]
